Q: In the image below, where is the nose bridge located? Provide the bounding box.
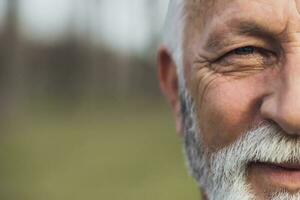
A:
[260,1,300,135]
[279,65,300,115]
[270,51,300,134]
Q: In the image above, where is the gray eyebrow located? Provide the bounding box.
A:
[204,20,280,51]
[237,21,277,38]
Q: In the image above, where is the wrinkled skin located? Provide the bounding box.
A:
[159,0,300,199]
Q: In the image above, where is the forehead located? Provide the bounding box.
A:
[182,0,300,61]
[184,0,300,34]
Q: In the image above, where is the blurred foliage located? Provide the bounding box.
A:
[0,0,162,105]
[0,0,200,199]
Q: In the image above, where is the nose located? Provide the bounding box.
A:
[261,57,300,136]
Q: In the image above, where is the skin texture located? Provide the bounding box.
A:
[158,0,300,199]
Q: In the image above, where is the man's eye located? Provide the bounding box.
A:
[234,46,255,55]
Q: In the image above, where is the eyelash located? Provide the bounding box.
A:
[234,46,256,55]
[217,46,275,61]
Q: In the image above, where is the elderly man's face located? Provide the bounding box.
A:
[159,0,300,199]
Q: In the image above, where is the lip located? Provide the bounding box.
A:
[272,163,300,170]
[250,162,300,191]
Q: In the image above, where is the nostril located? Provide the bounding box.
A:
[261,119,300,138]
[261,107,300,136]
[264,119,277,127]
[259,85,300,136]
[275,114,300,136]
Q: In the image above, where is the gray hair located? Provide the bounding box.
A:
[163,0,187,89]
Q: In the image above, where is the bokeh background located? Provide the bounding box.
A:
[0,0,199,199]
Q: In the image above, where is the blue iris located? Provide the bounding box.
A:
[234,46,255,55]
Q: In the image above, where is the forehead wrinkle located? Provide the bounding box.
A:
[183,0,291,52]
[183,0,219,51]
[184,0,217,22]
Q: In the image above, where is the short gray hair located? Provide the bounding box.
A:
[163,0,187,88]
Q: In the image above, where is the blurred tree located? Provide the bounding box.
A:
[84,0,106,99]
[0,0,25,113]
[0,0,164,108]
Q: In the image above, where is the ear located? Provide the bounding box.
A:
[157,46,182,136]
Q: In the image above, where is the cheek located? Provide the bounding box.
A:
[197,76,265,151]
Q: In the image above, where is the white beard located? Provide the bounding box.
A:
[271,193,300,200]
[180,89,300,200]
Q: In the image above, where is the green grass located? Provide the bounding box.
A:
[0,99,199,200]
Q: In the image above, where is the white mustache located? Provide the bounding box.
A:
[210,122,300,182]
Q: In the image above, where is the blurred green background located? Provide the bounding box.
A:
[0,0,199,199]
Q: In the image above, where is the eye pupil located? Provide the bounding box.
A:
[234,46,255,55]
